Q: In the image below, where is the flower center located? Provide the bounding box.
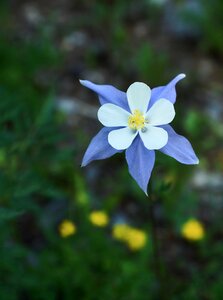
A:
[128,109,146,130]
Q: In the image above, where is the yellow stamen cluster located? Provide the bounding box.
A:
[128,109,146,130]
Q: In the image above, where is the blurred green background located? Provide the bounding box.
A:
[0,0,223,299]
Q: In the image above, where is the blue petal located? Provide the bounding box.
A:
[125,136,155,195]
[80,80,130,112]
[148,74,186,109]
[159,125,199,165]
[82,127,122,167]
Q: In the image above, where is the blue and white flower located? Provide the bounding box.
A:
[80,74,199,195]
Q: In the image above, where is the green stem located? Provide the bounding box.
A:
[150,200,168,300]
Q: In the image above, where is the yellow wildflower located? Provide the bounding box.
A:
[125,228,147,251]
[181,219,205,241]
[112,224,147,251]
[112,224,131,241]
[89,211,109,227]
[59,220,76,238]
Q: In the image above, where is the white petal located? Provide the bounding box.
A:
[98,103,130,127]
[146,98,175,126]
[108,127,137,150]
[139,126,168,150]
[127,82,151,114]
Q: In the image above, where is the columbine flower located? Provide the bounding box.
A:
[59,220,76,238]
[181,219,205,241]
[89,210,109,227]
[80,74,199,195]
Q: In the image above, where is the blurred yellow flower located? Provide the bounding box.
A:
[112,224,131,241]
[181,219,205,241]
[89,211,109,227]
[59,220,76,238]
[112,224,147,251]
[125,228,147,251]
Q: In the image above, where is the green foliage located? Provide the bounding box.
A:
[183,0,223,55]
[133,43,168,84]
